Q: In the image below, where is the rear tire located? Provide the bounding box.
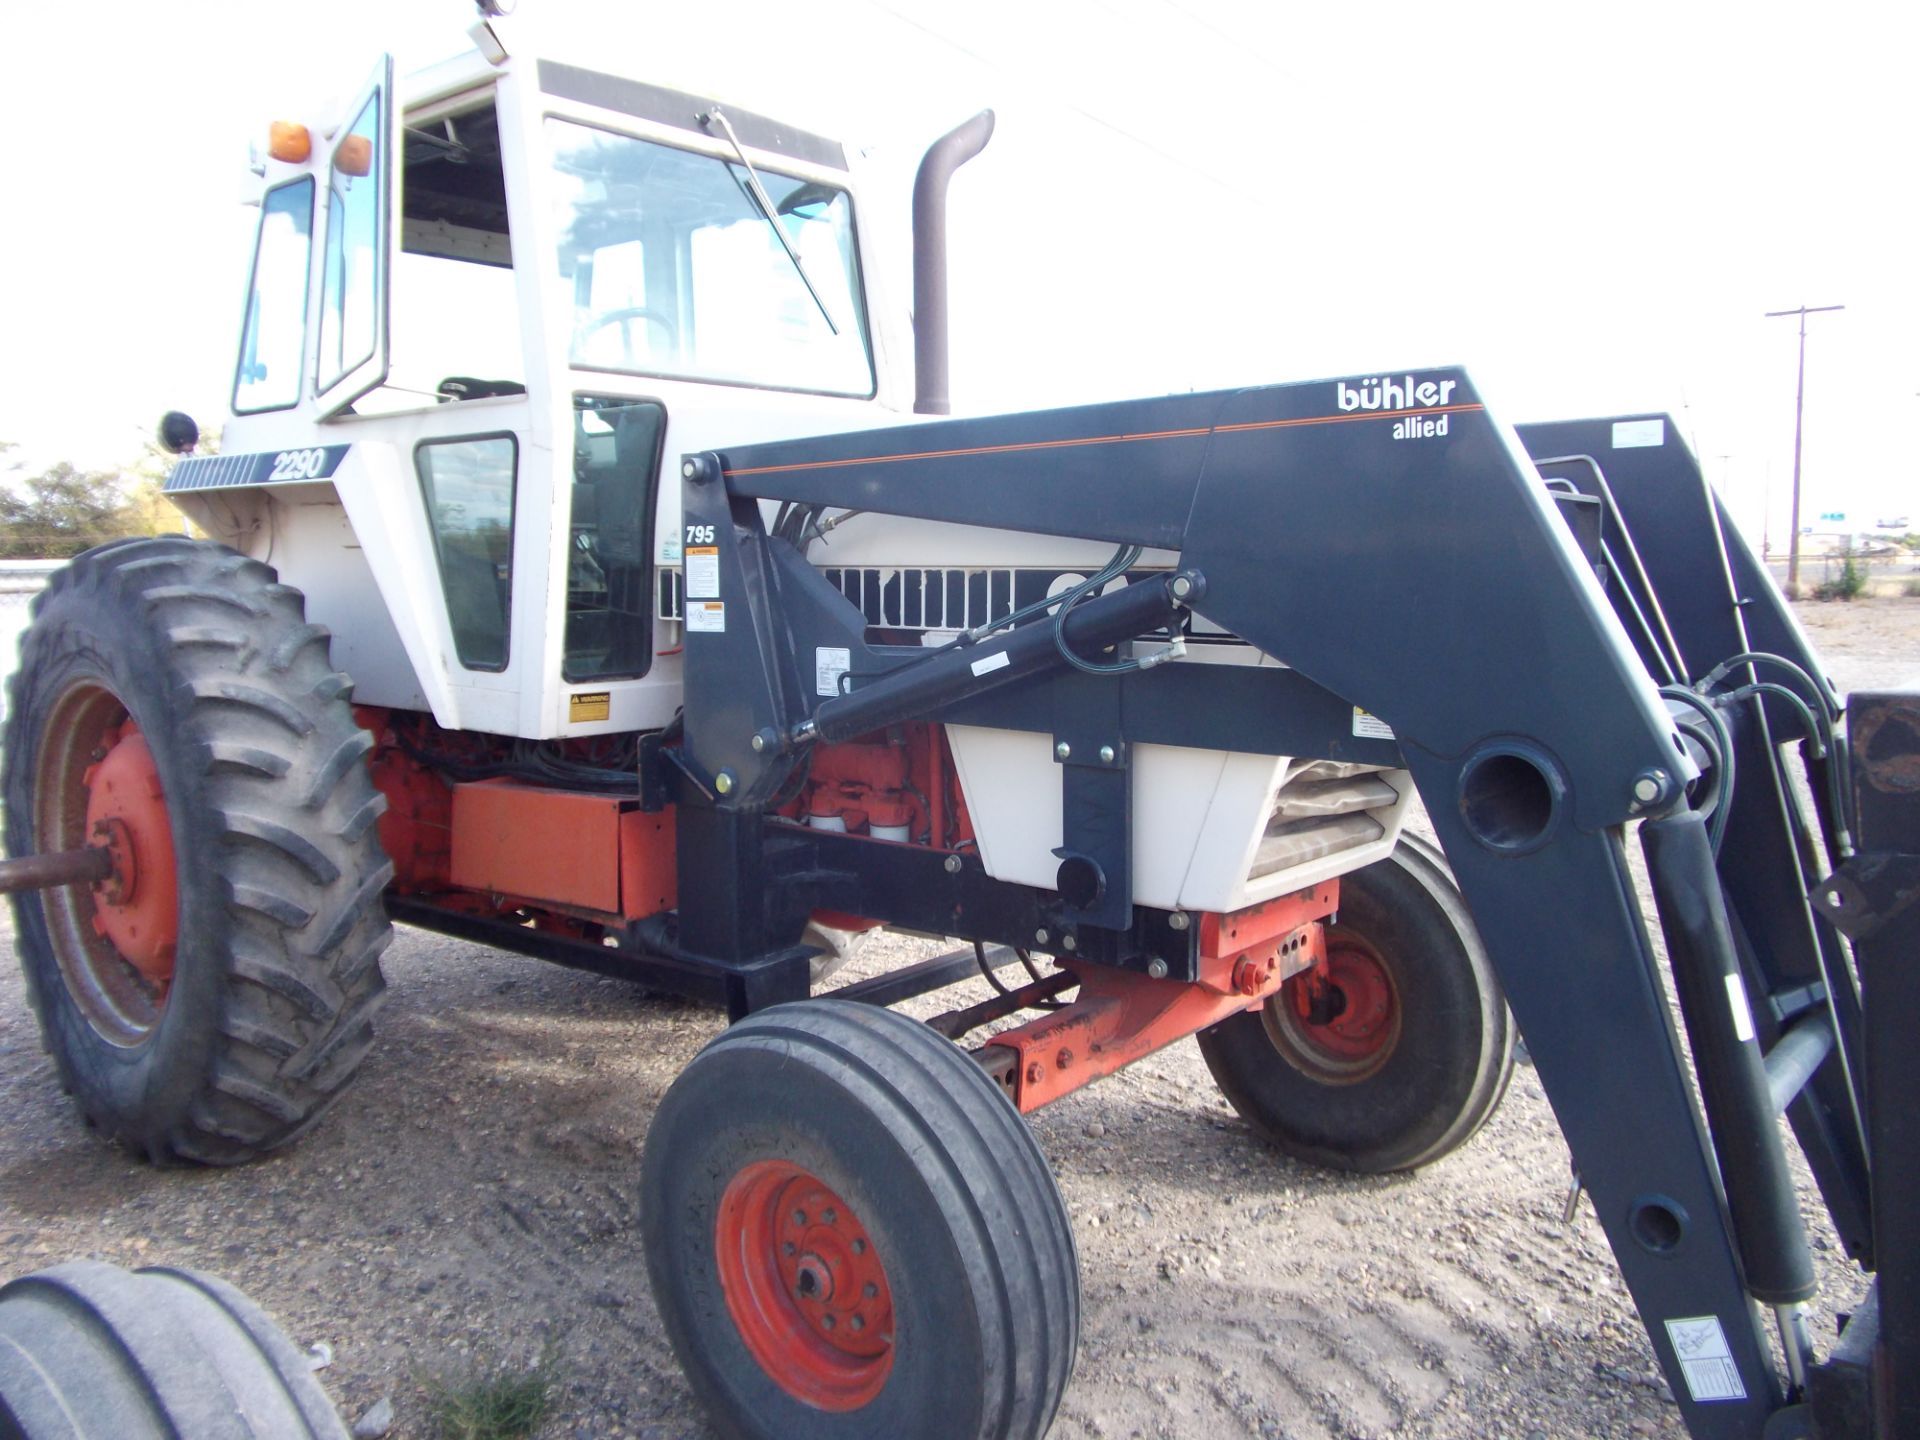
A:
[640,1000,1079,1440]
[1196,842,1514,1173]
[2,539,392,1164]
[0,1260,350,1439]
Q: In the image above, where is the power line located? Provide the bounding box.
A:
[1763,303,1844,595]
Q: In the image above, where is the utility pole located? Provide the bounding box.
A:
[1764,303,1844,594]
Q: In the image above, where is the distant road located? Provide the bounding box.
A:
[1763,548,1919,592]
[0,563,55,730]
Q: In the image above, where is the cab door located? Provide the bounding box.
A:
[313,56,395,419]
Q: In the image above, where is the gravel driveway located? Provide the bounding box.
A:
[1,599,1912,1439]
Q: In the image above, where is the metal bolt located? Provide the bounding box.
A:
[851,1315,866,1332]
[1099,745,1115,764]
[821,1313,836,1330]
[1034,928,1050,945]
[1061,934,1077,952]
[943,854,963,874]
[822,1207,837,1225]
[750,733,766,752]
[681,460,697,479]
[792,1209,807,1226]
[1167,911,1190,932]
[1054,741,1072,761]
[1025,1061,1045,1085]
[1170,574,1193,601]
[1632,769,1667,805]
[1147,958,1169,980]
[1056,1047,1074,1069]
[714,770,736,796]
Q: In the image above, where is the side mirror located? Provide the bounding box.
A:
[158,411,200,456]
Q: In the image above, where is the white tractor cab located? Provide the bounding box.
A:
[170,36,1413,919]
[181,43,915,739]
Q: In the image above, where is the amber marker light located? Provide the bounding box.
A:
[334,133,372,177]
[267,120,311,164]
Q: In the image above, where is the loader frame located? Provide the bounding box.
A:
[624,371,1911,1440]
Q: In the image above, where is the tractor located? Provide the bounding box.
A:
[2,16,1913,1440]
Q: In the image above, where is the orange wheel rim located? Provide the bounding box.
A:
[715,1159,895,1411]
[1265,934,1402,1084]
[33,682,179,1043]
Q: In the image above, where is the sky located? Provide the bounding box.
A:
[1,0,1914,547]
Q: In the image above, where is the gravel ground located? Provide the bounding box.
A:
[0,598,1913,1439]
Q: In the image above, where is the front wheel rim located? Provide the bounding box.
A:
[1262,933,1402,1084]
[715,1159,895,1411]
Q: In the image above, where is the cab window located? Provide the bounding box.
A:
[565,396,664,681]
[234,178,314,413]
[349,97,525,414]
[417,434,517,670]
[547,120,872,397]
[317,91,385,391]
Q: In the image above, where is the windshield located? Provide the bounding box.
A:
[546,119,873,397]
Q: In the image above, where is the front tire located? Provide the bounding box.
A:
[640,1000,1079,1440]
[3,539,393,1164]
[1196,841,1514,1173]
[0,1260,350,1439]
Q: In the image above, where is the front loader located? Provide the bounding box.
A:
[1,20,1913,1440]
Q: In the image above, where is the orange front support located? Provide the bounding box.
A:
[1198,881,1339,963]
[619,808,677,920]
[984,883,1338,1114]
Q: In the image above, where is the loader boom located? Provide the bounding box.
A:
[658,369,1896,1438]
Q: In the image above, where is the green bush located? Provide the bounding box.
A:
[1811,543,1869,602]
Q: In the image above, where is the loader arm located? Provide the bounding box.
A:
[664,367,1895,1438]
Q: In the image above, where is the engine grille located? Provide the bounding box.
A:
[659,564,1204,635]
[1248,763,1402,880]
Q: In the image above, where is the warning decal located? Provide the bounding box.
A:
[1664,1316,1746,1403]
[816,647,851,697]
[1612,418,1666,449]
[685,546,721,599]
[686,601,726,634]
[1352,707,1395,740]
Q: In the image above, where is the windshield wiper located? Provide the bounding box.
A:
[700,106,840,336]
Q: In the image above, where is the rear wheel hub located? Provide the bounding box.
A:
[34,684,180,1044]
[83,725,179,987]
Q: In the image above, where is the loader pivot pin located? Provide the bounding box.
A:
[715,1159,895,1410]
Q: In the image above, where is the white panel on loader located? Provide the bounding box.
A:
[947,722,1415,919]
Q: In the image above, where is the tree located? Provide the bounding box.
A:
[0,435,212,559]
[0,460,137,558]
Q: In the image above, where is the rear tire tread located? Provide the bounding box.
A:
[3,539,392,1165]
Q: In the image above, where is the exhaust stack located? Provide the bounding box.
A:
[912,110,995,415]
